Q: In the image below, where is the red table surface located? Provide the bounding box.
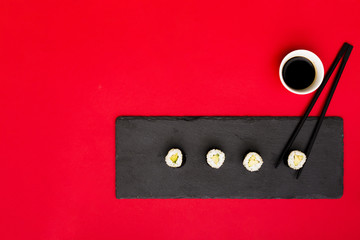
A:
[1,1,360,239]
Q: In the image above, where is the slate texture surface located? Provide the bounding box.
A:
[116,117,343,199]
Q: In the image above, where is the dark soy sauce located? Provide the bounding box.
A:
[282,57,316,90]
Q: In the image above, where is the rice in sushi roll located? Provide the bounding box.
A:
[206,149,225,169]
[243,152,263,172]
[165,148,183,168]
[288,150,306,170]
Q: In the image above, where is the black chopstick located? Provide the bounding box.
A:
[296,44,353,178]
[274,42,353,178]
[275,43,350,168]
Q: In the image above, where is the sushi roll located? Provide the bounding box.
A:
[165,148,183,168]
[206,149,225,169]
[243,152,263,172]
[288,150,306,170]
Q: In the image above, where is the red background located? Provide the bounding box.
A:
[1,0,360,239]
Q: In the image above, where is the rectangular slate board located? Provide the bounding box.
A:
[115,116,343,199]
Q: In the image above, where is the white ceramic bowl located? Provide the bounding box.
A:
[279,50,324,95]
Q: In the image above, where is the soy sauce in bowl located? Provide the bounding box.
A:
[282,57,316,90]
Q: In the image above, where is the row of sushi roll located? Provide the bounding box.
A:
[165,148,306,171]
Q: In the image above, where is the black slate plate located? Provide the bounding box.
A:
[115,116,343,199]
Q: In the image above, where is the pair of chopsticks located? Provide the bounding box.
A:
[275,42,353,179]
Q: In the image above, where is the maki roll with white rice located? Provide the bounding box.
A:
[206,149,225,169]
[288,150,306,170]
[243,152,263,172]
[165,148,183,168]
